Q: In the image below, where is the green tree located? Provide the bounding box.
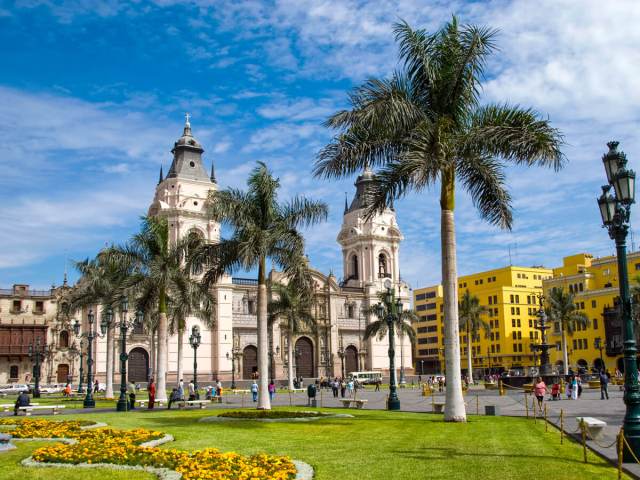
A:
[67,254,128,399]
[314,19,564,421]
[191,162,327,409]
[268,278,316,390]
[458,290,490,384]
[547,287,589,375]
[104,216,201,402]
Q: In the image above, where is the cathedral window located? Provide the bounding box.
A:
[59,331,69,348]
[378,253,389,278]
[351,254,359,280]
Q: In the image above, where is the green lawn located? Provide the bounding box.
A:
[0,407,628,480]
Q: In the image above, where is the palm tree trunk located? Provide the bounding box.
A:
[441,171,466,422]
[467,325,474,385]
[561,328,569,376]
[156,291,169,402]
[177,327,184,385]
[257,255,271,409]
[105,325,114,398]
[288,329,294,390]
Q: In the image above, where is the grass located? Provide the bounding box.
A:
[0,407,629,480]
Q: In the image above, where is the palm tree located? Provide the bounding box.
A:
[458,290,490,384]
[67,254,128,399]
[268,279,316,390]
[547,287,589,375]
[191,162,328,409]
[104,216,201,402]
[364,292,417,379]
[168,276,216,384]
[313,19,564,421]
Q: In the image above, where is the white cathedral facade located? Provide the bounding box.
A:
[87,118,413,385]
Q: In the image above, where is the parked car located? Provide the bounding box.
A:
[0,384,30,395]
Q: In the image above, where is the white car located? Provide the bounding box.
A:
[0,384,29,395]
[39,384,65,394]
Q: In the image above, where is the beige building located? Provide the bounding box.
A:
[1,118,412,387]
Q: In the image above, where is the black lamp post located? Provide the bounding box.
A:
[595,337,605,372]
[597,140,639,461]
[268,344,280,383]
[420,359,425,376]
[376,278,401,411]
[226,345,240,390]
[116,298,143,412]
[68,341,85,394]
[337,337,345,378]
[27,338,48,398]
[189,325,201,397]
[73,309,99,408]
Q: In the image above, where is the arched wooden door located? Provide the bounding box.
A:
[56,364,70,383]
[242,346,258,379]
[128,347,149,382]
[345,346,358,375]
[295,337,314,378]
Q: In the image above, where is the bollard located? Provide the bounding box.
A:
[618,427,624,480]
[476,395,479,415]
[581,420,588,463]
[544,404,548,432]
[560,409,564,445]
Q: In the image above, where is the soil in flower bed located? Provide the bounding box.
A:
[218,410,329,419]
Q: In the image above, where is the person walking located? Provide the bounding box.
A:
[599,370,609,400]
[128,380,137,409]
[251,380,258,402]
[340,379,346,398]
[268,381,276,402]
[571,376,578,400]
[188,379,196,401]
[94,380,99,394]
[533,377,547,410]
[331,378,339,398]
[148,377,156,409]
[168,388,180,409]
[375,379,381,392]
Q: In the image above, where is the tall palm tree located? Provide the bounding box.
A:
[268,279,316,390]
[67,254,128,399]
[168,277,215,383]
[104,216,201,402]
[191,162,328,409]
[458,290,490,384]
[314,19,564,421]
[547,287,589,375]
[364,292,417,379]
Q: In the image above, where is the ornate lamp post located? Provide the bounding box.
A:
[73,309,99,408]
[594,337,605,372]
[27,338,48,398]
[189,325,201,396]
[596,140,639,460]
[376,278,401,411]
[69,340,86,394]
[531,294,553,375]
[268,344,280,383]
[337,336,345,378]
[116,298,143,412]
[226,345,241,390]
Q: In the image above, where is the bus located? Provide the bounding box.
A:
[349,371,383,385]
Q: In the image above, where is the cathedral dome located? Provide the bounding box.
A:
[172,114,203,152]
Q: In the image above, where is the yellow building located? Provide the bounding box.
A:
[413,265,553,375]
[543,252,640,374]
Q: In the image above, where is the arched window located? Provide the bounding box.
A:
[9,365,18,380]
[59,331,69,348]
[378,253,388,278]
[351,254,359,280]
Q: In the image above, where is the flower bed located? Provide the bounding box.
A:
[218,411,328,420]
[7,419,298,480]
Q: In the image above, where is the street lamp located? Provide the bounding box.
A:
[337,336,345,378]
[68,340,86,394]
[72,309,101,408]
[268,344,280,383]
[27,338,48,398]
[115,298,143,412]
[420,359,425,376]
[189,325,201,397]
[226,345,241,390]
[597,141,639,461]
[376,278,401,411]
[595,337,605,372]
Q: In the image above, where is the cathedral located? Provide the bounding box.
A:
[0,118,412,387]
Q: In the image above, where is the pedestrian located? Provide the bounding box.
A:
[148,377,156,409]
[251,380,258,402]
[94,380,99,394]
[188,379,196,401]
[268,381,276,402]
[307,383,317,406]
[168,388,180,409]
[347,379,354,397]
[178,378,184,400]
[566,377,572,399]
[128,380,137,409]
[571,376,578,400]
[438,377,444,392]
[375,379,381,392]
[340,379,346,398]
[533,376,546,410]
[14,390,30,416]
[599,370,609,400]
[331,378,339,398]
[63,383,71,397]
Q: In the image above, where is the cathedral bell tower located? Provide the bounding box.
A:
[337,168,403,289]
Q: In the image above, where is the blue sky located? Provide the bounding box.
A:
[1,0,640,290]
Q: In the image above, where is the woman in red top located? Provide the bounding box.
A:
[148,377,156,409]
[533,376,547,410]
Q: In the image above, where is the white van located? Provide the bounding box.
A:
[349,371,383,385]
